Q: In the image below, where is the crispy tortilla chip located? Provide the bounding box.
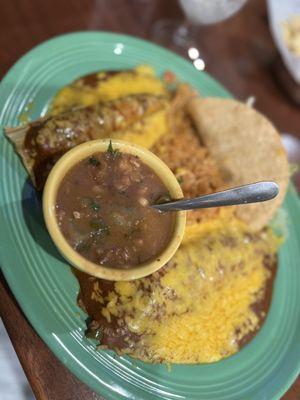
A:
[188,97,289,231]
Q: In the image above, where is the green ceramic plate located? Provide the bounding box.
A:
[0,32,299,400]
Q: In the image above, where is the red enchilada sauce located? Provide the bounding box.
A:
[55,144,174,268]
[75,256,277,353]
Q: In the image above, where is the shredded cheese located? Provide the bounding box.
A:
[93,213,279,363]
[51,66,167,114]
[111,109,168,149]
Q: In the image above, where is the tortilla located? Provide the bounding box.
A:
[188,97,289,231]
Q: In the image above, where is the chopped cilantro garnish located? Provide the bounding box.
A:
[80,197,101,212]
[90,220,110,235]
[76,241,90,253]
[107,140,120,157]
[90,200,100,212]
[88,156,100,166]
[90,220,101,230]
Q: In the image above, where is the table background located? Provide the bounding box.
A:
[0,0,299,399]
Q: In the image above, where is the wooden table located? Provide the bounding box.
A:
[0,0,299,399]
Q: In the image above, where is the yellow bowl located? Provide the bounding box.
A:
[43,139,186,281]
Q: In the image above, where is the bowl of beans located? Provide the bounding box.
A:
[43,139,186,280]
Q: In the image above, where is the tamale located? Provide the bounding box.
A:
[5,94,167,190]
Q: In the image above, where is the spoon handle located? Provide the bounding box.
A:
[152,181,279,212]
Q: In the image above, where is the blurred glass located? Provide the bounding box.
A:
[179,0,248,25]
[152,0,248,68]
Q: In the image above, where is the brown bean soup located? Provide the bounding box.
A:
[55,147,174,268]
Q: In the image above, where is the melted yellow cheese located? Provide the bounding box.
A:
[99,213,279,363]
[51,65,167,114]
[111,109,168,149]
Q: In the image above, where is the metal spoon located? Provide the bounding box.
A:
[152,181,279,212]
